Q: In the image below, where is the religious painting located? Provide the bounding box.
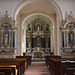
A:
[68,31,74,48]
[35,36,41,47]
[3,31,9,47]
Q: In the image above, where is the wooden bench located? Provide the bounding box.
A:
[46,56,75,75]
[61,61,75,75]
[16,56,32,68]
[0,68,14,75]
[0,56,31,75]
[0,58,27,75]
[45,55,61,65]
[66,68,75,75]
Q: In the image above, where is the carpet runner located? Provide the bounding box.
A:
[25,62,50,75]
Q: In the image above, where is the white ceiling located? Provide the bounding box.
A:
[19,0,55,29]
[25,14,52,24]
[20,1,55,14]
[22,14,53,30]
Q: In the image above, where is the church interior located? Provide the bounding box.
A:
[0,0,75,75]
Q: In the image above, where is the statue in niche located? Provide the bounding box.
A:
[27,24,31,31]
[46,39,49,48]
[69,32,74,43]
[37,24,40,31]
[4,33,8,44]
[70,34,73,41]
[28,41,30,48]
[68,31,74,48]
[46,24,50,32]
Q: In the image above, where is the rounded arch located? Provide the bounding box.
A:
[22,13,54,55]
[22,13,54,29]
[13,0,63,56]
[64,21,75,28]
[12,0,62,20]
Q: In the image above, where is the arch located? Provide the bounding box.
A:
[12,0,62,20]
[22,13,54,54]
[12,0,63,55]
[64,20,75,28]
[22,13,54,29]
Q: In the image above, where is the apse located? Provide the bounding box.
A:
[22,14,54,57]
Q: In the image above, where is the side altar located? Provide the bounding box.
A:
[0,11,16,58]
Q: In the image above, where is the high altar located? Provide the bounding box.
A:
[26,18,51,58]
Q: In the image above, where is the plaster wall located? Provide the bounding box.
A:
[0,0,75,19]
[0,0,75,56]
[54,0,75,19]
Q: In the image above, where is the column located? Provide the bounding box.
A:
[24,30,26,52]
[17,13,21,55]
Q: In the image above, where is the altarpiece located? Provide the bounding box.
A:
[61,11,75,53]
[26,18,51,55]
[0,11,16,54]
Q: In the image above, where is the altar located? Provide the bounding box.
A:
[26,18,51,57]
[33,51,43,59]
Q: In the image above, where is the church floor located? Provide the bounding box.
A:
[25,62,51,75]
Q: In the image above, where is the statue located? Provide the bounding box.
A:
[70,34,73,41]
[27,24,31,31]
[69,33,73,43]
[46,24,50,32]
[4,34,8,44]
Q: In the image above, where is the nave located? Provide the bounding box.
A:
[25,62,50,75]
[0,56,75,75]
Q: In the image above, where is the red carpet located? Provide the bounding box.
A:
[25,62,50,75]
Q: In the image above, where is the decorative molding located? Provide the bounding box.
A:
[26,18,51,53]
[60,11,75,53]
[0,11,16,53]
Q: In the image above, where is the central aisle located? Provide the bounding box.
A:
[25,62,50,75]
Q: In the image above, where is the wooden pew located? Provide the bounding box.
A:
[0,64,17,75]
[45,55,61,65]
[0,58,27,75]
[48,58,61,75]
[0,68,14,75]
[66,68,75,75]
[61,60,75,75]
[51,58,75,75]
[46,56,75,75]
[16,56,32,68]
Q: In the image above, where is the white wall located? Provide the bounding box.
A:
[0,0,75,56]
[0,0,21,18]
[54,0,75,19]
[0,0,75,19]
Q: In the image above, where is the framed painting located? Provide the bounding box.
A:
[35,36,41,47]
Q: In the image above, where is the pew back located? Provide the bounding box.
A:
[46,56,75,75]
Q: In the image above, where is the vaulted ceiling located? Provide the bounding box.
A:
[19,0,55,29]
[20,1,55,15]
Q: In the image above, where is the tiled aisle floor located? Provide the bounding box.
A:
[25,62,50,75]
